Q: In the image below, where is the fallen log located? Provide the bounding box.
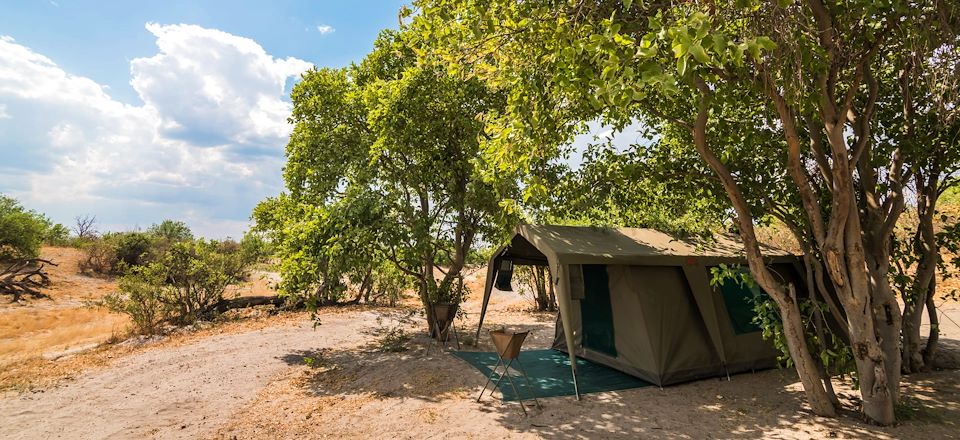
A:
[210,295,286,313]
[1,258,56,302]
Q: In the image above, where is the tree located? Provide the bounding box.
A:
[413,0,960,424]
[104,239,248,332]
[886,29,960,373]
[73,214,98,240]
[254,31,519,330]
[148,220,193,243]
[0,195,52,260]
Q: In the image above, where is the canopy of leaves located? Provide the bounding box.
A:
[255,30,520,306]
[0,195,60,260]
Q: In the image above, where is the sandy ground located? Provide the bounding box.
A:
[1,267,959,439]
[210,286,960,440]
[0,309,387,440]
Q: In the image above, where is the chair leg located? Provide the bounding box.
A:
[476,357,504,402]
[515,358,541,409]
[490,358,513,396]
[502,364,528,416]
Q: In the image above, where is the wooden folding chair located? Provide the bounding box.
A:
[476,329,541,415]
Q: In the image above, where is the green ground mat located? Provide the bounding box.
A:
[452,349,651,401]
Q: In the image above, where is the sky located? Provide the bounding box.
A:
[0,0,407,238]
[0,1,640,239]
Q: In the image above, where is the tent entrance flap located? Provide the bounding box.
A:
[580,264,617,357]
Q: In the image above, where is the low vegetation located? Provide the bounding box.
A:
[102,232,271,334]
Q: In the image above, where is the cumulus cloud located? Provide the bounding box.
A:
[316,24,335,35]
[0,24,312,237]
[131,23,312,151]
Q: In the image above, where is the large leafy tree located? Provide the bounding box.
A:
[413,0,959,424]
[255,31,518,327]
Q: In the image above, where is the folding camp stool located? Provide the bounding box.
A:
[476,329,541,415]
[430,303,460,352]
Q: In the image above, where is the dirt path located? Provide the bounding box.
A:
[0,310,381,440]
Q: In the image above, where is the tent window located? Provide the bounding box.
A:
[718,275,764,335]
[580,265,618,357]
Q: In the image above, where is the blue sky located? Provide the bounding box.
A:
[0,1,406,237]
[0,1,639,239]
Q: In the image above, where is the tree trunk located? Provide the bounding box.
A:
[547,267,557,312]
[689,80,837,417]
[901,171,939,373]
[922,279,940,368]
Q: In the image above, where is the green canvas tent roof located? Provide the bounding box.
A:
[498,224,794,266]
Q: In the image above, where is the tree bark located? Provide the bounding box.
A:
[922,278,940,368]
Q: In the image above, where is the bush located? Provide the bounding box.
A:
[113,232,155,268]
[0,195,51,260]
[148,220,193,243]
[44,223,71,246]
[239,230,273,264]
[78,239,118,275]
[104,270,168,334]
[104,240,252,333]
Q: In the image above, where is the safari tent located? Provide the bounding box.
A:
[477,225,805,398]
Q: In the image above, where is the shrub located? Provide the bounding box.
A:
[104,270,168,334]
[78,240,118,275]
[148,220,193,243]
[79,231,157,275]
[0,195,50,260]
[44,223,71,246]
[239,230,273,264]
[112,232,155,268]
[104,240,252,333]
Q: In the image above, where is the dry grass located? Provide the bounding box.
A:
[0,246,285,376]
[0,306,129,367]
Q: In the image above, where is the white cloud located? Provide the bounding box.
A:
[0,25,312,237]
[316,24,335,35]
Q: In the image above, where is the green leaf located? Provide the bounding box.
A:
[756,36,777,51]
[688,44,710,64]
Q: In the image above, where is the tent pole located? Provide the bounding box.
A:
[475,259,498,345]
[572,368,581,400]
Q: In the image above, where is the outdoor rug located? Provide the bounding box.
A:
[452,349,651,401]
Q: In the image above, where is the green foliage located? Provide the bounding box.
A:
[103,269,167,335]
[148,220,193,243]
[943,187,960,206]
[104,239,249,333]
[44,223,71,246]
[255,30,520,314]
[112,231,154,269]
[710,265,854,377]
[0,195,54,260]
[239,230,273,265]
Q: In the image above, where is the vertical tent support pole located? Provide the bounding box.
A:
[476,259,498,345]
[554,261,580,401]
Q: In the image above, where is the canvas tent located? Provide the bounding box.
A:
[477,225,804,398]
